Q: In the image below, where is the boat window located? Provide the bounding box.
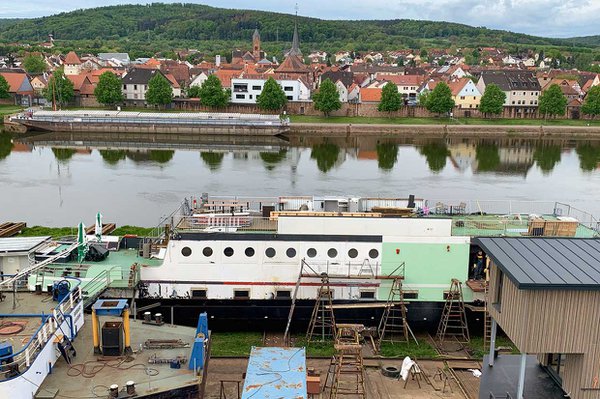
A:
[245,247,255,257]
[404,291,419,299]
[328,248,338,258]
[369,249,379,259]
[286,248,297,258]
[307,248,317,258]
[360,291,375,299]
[202,247,213,257]
[181,247,192,257]
[191,289,207,299]
[224,247,234,257]
[348,248,358,258]
[234,290,250,299]
[265,247,276,258]
[276,290,291,298]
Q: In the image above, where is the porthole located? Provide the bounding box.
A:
[369,249,379,259]
[181,247,192,257]
[286,248,297,258]
[245,247,255,257]
[327,248,338,258]
[265,247,276,258]
[307,248,317,258]
[202,247,213,257]
[348,248,358,258]
[224,247,234,257]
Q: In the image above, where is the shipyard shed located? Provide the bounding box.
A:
[474,237,600,399]
[0,236,51,275]
[242,347,307,399]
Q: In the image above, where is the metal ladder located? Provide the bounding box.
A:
[378,277,416,345]
[306,274,336,344]
[483,281,493,350]
[436,279,470,343]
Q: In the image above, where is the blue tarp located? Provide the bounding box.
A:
[242,346,307,399]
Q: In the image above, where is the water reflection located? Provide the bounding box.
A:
[311,143,341,173]
[99,149,126,165]
[576,143,600,172]
[259,149,288,170]
[0,132,13,161]
[475,143,501,172]
[419,141,449,173]
[148,150,174,164]
[376,142,398,171]
[51,148,77,163]
[200,152,225,170]
[533,144,561,174]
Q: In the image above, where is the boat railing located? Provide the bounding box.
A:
[80,266,125,307]
[0,286,82,382]
[424,199,561,216]
[299,259,384,279]
[23,115,286,127]
[554,202,599,232]
[177,215,277,232]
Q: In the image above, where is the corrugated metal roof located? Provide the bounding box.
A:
[242,346,307,399]
[474,237,600,290]
[0,236,51,254]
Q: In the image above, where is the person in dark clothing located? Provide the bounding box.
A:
[475,251,485,280]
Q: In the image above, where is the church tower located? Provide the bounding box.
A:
[252,29,261,60]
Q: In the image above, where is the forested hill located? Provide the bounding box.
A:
[0,3,596,54]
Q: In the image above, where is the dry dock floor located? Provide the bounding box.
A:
[206,358,476,398]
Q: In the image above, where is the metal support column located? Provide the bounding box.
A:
[517,353,527,399]
[488,318,497,367]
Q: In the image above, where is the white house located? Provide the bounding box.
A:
[122,68,181,106]
[189,71,209,89]
[230,77,310,104]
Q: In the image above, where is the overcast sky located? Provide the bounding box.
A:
[0,0,597,38]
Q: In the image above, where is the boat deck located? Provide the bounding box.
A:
[0,292,57,354]
[35,316,204,399]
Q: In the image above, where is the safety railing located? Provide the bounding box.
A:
[424,199,559,216]
[80,267,124,307]
[450,216,599,238]
[21,115,286,127]
[177,215,277,232]
[298,259,390,279]
[0,286,82,381]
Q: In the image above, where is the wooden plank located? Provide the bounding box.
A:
[328,302,406,309]
[85,223,116,235]
[0,221,26,237]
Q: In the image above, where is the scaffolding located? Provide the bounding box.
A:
[325,325,366,398]
[436,279,470,343]
[377,276,417,347]
[306,274,337,344]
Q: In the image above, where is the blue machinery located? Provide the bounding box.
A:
[91,299,132,355]
[189,312,208,373]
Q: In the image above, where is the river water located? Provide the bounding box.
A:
[1,131,600,227]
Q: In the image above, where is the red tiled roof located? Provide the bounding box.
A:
[0,72,31,94]
[276,55,309,73]
[446,78,472,96]
[378,74,425,86]
[360,87,382,102]
[164,73,181,89]
[214,69,242,88]
[64,51,81,65]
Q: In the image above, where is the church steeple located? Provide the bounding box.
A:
[252,28,261,60]
[287,6,302,57]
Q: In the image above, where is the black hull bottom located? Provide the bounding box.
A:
[134,298,486,335]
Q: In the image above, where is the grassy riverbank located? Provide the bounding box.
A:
[18,225,153,238]
[290,115,600,126]
[0,105,23,118]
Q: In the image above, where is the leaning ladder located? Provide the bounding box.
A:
[436,279,470,343]
[378,277,416,346]
[306,274,337,344]
[283,260,307,345]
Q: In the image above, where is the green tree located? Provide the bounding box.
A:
[378,82,402,115]
[22,55,47,74]
[0,75,10,99]
[94,71,124,107]
[199,75,229,108]
[479,84,506,117]
[257,77,287,111]
[418,91,429,106]
[538,84,567,119]
[425,82,455,115]
[187,85,201,98]
[44,68,74,107]
[313,78,341,117]
[582,86,600,119]
[146,73,173,108]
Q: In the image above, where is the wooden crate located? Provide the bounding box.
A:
[527,219,578,237]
